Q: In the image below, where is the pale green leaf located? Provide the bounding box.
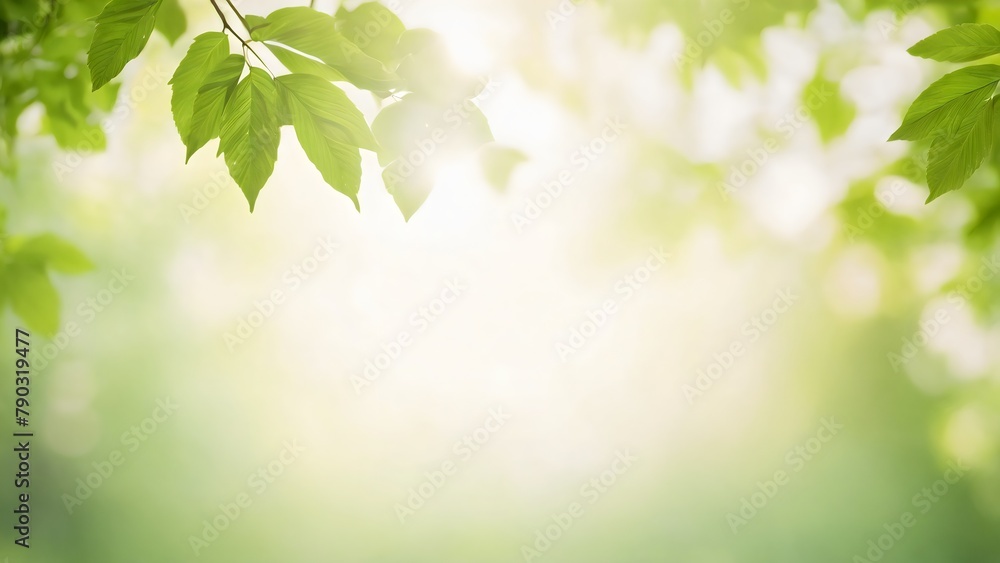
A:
[382,159,434,221]
[6,263,60,337]
[169,31,231,144]
[219,68,280,211]
[154,0,187,45]
[12,234,94,274]
[248,7,399,91]
[909,24,1000,63]
[890,65,1000,142]
[264,44,347,83]
[277,73,377,208]
[480,144,527,192]
[185,54,245,161]
[335,2,406,65]
[88,0,163,90]
[371,94,493,165]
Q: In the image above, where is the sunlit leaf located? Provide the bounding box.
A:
[277,73,377,209]
[926,98,995,202]
[909,23,1000,63]
[169,31,231,146]
[186,54,245,161]
[88,0,163,90]
[889,65,1000,142]
[219,68,280,211]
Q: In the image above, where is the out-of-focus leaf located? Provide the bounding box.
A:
[12,234,94,273]
[154,0,186,44]
[334,2,405,65]
[480,144,528,192]
[5,263,60,337]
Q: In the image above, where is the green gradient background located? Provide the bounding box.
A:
[3,0,1000,561]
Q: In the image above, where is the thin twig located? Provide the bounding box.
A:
[224,0,250,32]
[209,0,273,76]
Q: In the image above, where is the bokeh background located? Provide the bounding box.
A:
[3,0,1000,561]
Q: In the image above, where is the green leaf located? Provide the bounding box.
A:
[371,94,493,165]
[806,73,855,143]
[277,73,378,209]
[926,98,996,203]
[185,54,245,161]
[169,31,231,145]
[890,65,1000,142]
[88,0,164,91]
[248,7,399,91]
[394,29,482,103]
[6,263,60,337]
[264,44,347,83]
[219,68,280,212]
[479,144,527,192]
[154,0,186,45]
[334,2,406,65]
[909,24,1000,63]
[12,234,94,274]
[382,159,434,221]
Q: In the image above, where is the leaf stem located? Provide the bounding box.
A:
[208,0,273,76]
